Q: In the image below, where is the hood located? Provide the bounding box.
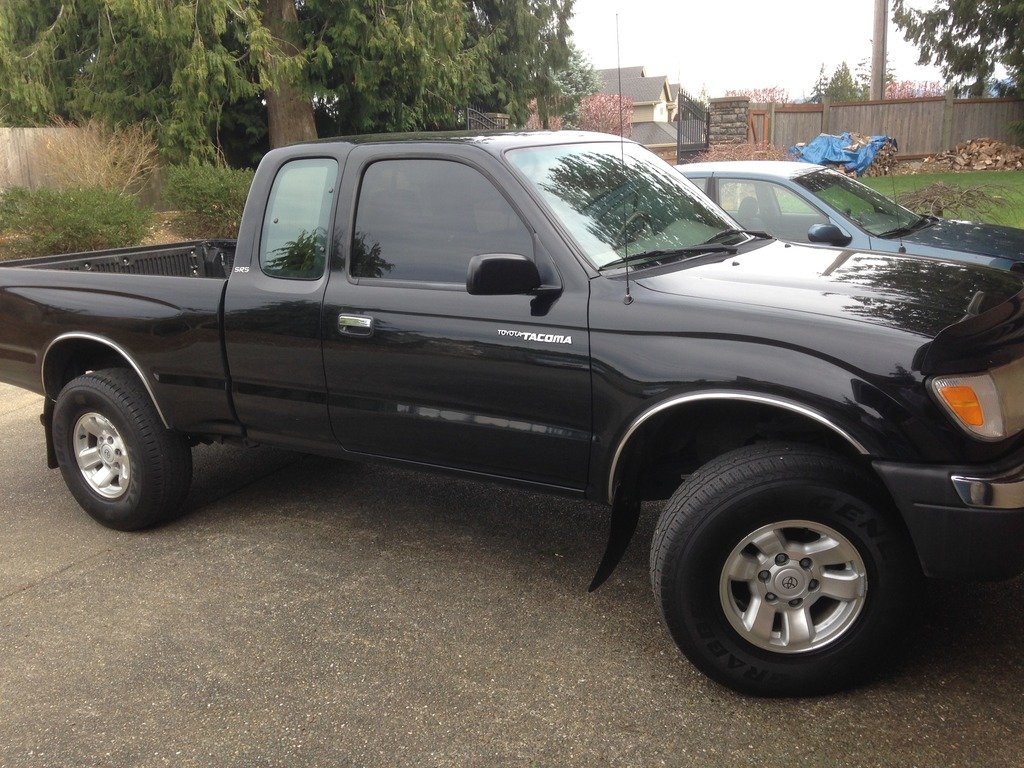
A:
[902,218,1024,261]
[634,240,1024,341]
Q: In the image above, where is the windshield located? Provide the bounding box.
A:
[506,142,738,269]
[796,169,921,237]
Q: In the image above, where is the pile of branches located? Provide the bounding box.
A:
[689,143,793,163]
[898,182,1002,220]
[921,138,1024,171]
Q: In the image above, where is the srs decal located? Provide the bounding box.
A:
[498,329,573,345]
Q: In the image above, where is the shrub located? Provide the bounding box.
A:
[36,118,160,194]
[0,186,151,257]
[164,164,254,239]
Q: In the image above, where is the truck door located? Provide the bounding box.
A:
[321,144,592,489]
[223,152,343,449]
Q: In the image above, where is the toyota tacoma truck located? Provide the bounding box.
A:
[2,132,1024,697]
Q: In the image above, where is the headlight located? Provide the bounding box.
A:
[931,356,1024,440]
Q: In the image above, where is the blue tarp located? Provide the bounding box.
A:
[789,132,897,176]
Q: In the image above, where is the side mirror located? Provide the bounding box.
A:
[807,223,853,247]
[467,253,542,295]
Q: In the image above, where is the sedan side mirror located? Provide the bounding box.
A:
[467,253,542,295]
[807,223,853,247]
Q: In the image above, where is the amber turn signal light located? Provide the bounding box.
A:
[937,385,985,427]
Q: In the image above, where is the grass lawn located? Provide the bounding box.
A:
[862,170,1024,229]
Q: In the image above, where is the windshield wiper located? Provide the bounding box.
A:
[599,229,771,270]
[880,215,936,238]
[600,244,738,270]
[703,228,773,243]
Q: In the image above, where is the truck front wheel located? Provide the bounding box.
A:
[650,443,918,696]
[52,368,192,530]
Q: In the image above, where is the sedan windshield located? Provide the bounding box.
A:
[506,142,738,269]
[796,169,922,237]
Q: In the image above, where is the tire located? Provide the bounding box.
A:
[650,443,918,697]
[52,368,192,531]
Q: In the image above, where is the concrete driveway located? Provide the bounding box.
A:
[0,382,1021,767]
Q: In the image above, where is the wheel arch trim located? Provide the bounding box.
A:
[606,391,871,503]
[41,332,170,428]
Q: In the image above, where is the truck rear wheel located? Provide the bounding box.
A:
[650,443,918,697]
[52,368,192,530]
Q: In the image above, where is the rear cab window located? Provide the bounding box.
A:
[260,158,339,280]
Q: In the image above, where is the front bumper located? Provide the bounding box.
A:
[874,457,1024,581]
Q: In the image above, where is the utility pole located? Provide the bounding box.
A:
[871,0,888,100]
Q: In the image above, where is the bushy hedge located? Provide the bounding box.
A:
[0,186,151,257]
[164,165,255,239]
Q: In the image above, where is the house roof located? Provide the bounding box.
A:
[596,67,670,104]
[630,121,678,146]
[597,66,645,92]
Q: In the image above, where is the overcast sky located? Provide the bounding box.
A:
[570,0,952,100]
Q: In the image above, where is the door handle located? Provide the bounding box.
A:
[338,314,374,336]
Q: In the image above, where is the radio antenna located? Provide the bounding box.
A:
[616,14,633,305]
[888,147,907,253]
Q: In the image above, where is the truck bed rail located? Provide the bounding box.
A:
[0,240,236,279]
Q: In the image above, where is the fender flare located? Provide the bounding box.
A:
[605,391,870,504]
[40,332,170,428]
[587,391,871,591]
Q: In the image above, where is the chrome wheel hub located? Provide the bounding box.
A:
[719,519,867,654]
[73,412,131,500]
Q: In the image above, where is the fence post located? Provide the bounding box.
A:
[941,89,955,151]
[820,98,831,135]
[768,102,776,145]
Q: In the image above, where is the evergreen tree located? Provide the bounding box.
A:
[301,0,478,137]
[0,1,485,162]
[0,1,271,163]
[893,0,1022,97]
[464,0,575,126]
[809,64,829,104]
[552,42,600,128]
[824,62,863,103]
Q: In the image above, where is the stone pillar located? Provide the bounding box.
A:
[709,96,750,144]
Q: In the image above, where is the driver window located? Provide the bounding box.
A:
[352,159,533,284]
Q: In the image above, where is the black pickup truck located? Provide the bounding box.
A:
[2,131,1024,696]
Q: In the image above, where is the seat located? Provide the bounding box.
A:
[736,196,760,228]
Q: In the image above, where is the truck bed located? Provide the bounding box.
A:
[0,240,236,279]
[0,239,238,435]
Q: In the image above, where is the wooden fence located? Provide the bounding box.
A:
[764,96,1024,157]
[0,127,81,189]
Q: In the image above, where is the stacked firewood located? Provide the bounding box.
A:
[862,137,899,177]
[922,138,1024,171]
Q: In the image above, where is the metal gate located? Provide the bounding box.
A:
[676,90,710,163]
[461,107,510,130]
